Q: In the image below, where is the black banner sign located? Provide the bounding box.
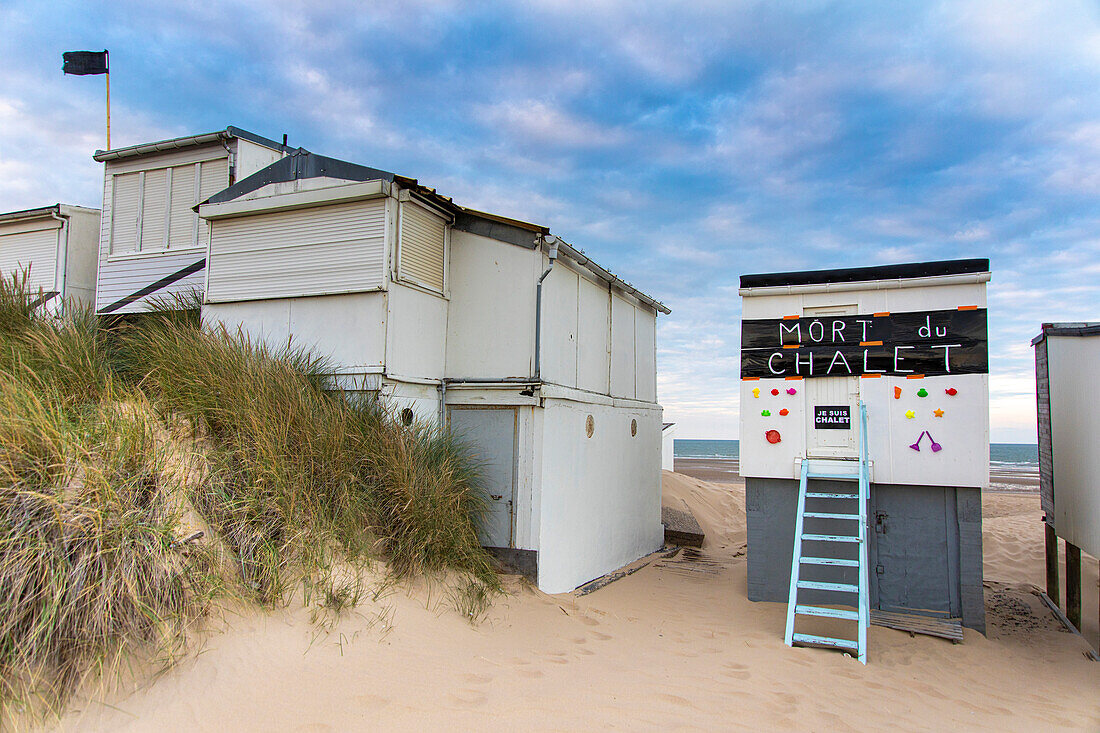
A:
[741,308,987,379]
[814,405,851,429]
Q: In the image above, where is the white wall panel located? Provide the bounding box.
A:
[206,199,386,302]
[445,230,537,379]
[634,307,656,402]
[536,398,663,593]
[577,275,610,394]
[541,267,579,388]
[610,294,636,398]
[386,283,447,379]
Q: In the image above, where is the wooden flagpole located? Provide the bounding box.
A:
[105,50,111,150]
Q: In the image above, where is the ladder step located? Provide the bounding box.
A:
[803,512,860,520]
[801,556,860,567]
[797,580,859,593]
[801,533,860,543]
[795,605,859,621]
[806,492,858,499]
[806,472,859,480]
[791,632,858,651]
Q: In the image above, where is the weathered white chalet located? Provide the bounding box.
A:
[198,150,671,594]
[92,127,289,315]
[0,204,100,311]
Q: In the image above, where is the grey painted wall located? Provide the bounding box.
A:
[746,477,986,633]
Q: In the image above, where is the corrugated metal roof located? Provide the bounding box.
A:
[93,126,290,162]
[1031,322,1100,345]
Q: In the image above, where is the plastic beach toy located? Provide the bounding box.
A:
[761,410,771,417]
[934,408,944,417]
[779,408,789,416]
[787,388,797,395]
[917,388,928,397]
[765,430,781,444]
[904,409,915,419]
[945,387,957,396]
[909,431,943,452]
[752,387,760,398]
[771,388,779,396]
[894,386,902,399]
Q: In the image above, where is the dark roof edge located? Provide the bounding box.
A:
[0,204,61,223]
[202,149,395,206]
[94,126,291,162]
[1031,322,1100,345]
[740,258,991,289]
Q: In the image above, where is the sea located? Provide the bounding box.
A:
[674,439,1038,470]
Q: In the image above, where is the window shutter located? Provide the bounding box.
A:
[139,168,168,251]
[398,201,446,292]
[110,172,141,254]
[168,163,197,249]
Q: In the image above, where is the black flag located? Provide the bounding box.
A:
[62,50,108,76]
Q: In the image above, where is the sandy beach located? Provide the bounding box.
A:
[52,469,1098,732]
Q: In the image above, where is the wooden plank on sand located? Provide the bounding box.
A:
[662,506,705,548]
[870,609,964,642]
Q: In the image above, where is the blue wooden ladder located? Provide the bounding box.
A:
[784,401,870,664]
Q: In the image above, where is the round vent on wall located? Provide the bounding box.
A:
[400,408,415,426]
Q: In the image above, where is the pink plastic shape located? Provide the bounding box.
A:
[786,388,797,395]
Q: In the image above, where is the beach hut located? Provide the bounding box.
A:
[739,259,990,658]
[1033,323,1100,638]
[662,423,677,471]
[0,204,100,311]
[91,127,290,315]
[196,149,671,594]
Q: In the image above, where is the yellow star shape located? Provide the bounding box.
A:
[934,408,944,417]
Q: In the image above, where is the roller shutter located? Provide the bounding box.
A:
[206,199,386,302]
[398,201,446,292]
[197,158,230,250]
[0,226,58,292]
[168,163,198,249]
[139,168,168,251]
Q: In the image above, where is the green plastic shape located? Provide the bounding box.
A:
[761,410,771,417]
[917,388,928,397]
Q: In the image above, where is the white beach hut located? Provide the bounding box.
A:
[739,259,991,658]
[91,127,289,315]
[195,149,670,594]
[0,204,100,311]
[1033,323,1100,639]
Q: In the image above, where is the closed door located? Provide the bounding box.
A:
[803,304,859,458]
[448,407,517,548]
[870,486,959,617]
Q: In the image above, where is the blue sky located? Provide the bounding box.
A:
[2,1,1098,441]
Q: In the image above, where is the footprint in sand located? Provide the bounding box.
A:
[721,662,750,680]
[590,631,612,641]
[516,668,544,678]
[447,690,488,707]
[459,672,494,684]
[575,647,595,656]
[570,636,587,645]
[578,616,601,627]
[654,693,694,709]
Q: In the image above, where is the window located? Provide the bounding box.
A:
[110,158,229,255]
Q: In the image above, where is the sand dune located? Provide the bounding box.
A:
[54,473,1099,732]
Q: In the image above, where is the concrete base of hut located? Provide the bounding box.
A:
[745,478,986,634]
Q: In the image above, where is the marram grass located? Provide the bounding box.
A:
[0,279,497,722]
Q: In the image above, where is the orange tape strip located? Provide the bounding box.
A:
[860,374,882,378]
[782,344,801,349]
[782,315,800,320]
[873,311,890,317]
[957,305,978,311]
[785,376,803,381]
[742,377,760,381]
[860,340,883,346]
[906,374,925,379]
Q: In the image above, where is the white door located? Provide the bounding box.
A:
[804,304,860,458]
[448,407,517,547]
